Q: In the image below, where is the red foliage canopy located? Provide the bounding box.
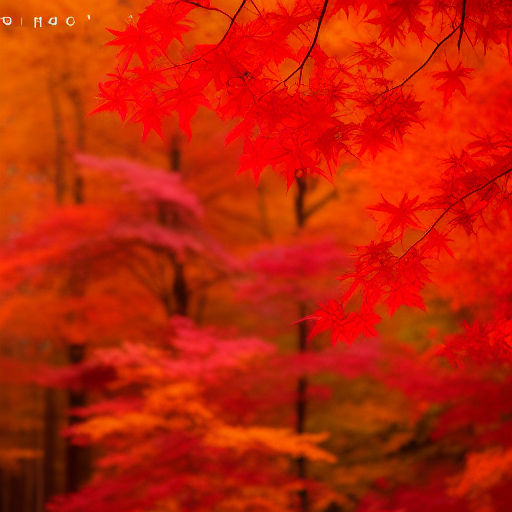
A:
[94,0,512,347]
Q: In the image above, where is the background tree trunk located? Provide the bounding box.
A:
[295,176,309,512]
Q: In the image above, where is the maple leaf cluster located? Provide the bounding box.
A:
[310,135,512,344]
[96,0,438,186]
[94,0,512,346]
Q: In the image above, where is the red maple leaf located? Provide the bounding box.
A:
[421,229,454,259]
[165,74,211,139]
[433,61,474,106]
[91,80,130,121]
[306,300,381,345]
[306,300,346,344]
[386,281,425,315]
[107,24,157,70]
[356,120,395,158]
[354,42,392,73]
[137,0,194,50]
[386,250,429,314]
[369,193,423,236]
[367,13,406,46]
[131,94,166,141]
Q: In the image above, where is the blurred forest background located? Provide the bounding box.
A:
[0,1,511,512]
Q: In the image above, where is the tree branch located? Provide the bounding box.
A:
[304,189,338,221]
[259,0,330,99]
[457,0,467,50]
[180,0,233,20]
[160,0,247,71]
[381,23,461,96]
[400,166,512,260]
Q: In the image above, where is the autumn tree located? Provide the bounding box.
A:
[0,133,372,511]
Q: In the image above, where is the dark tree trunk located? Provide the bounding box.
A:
[48,76,66,205]
[169,136,189,317]
[64,88,91,493]
[65,344,91,493]
[172,256,189,316]
[43,388,58,501]
[295,176,309,512]
[157,135,189,318]
[43,75,66,505]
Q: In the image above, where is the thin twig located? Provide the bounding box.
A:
[258,0,330,100]
[181,0,233,19]
[399,166,512,260]
[215,0,248,47]
[160,0,247,72]
[304,188,338,221]
[381,23,461,97]
[457,0,467,50]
